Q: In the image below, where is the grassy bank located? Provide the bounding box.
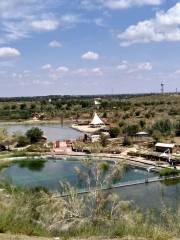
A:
[0,183,179,240]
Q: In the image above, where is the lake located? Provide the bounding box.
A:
[0,122,83,141]
[1,157,179,209]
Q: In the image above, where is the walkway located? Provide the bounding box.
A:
[57,175,180,198]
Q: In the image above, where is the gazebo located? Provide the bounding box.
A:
[90,112,105,128]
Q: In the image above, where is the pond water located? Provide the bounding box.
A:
[1,157,179,210]
[0,123,83,141]
[2,158,154,191]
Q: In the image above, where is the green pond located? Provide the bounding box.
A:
[1,157,180,209]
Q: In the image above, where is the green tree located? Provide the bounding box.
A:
[123,124,139,136]
[20,103,27,110]
[153,119,173,136]
[109,127,120,138]
[26,127,43,144]
[139,119,146,129]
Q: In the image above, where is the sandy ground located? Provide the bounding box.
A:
[71,124,104,133]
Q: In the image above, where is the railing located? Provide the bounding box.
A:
[57,175,180,198]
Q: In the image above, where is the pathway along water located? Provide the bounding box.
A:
[58,175,180,196]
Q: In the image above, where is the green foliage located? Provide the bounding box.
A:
[16,135,30,147]
[152,119,173,136]
[99,162,110,172]
[109,127,120,138]
[100,134,108,147]
[123,124,140,136]
[159,168,180,177]
[152,130,162,143]
[26,127,43,144]
[139,119,146,129]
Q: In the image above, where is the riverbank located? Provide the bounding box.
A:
[0,119,73,126]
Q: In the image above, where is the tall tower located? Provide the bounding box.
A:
[161,83,164,94]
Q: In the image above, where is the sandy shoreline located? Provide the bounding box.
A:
[71,124,104,133]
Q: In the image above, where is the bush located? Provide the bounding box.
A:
[152,130,162,143]
[100,134,109,147]
[109,127,120,138]
[159,168,180,177]
[16,135,30,147]
[152,119,173,136]
[123,124,140,136]
[26,127,43,144]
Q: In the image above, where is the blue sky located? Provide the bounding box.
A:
[0,0,180,96]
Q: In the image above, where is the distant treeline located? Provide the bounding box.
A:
[0,92,176,102]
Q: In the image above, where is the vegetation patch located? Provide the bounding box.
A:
[159,168,180,177]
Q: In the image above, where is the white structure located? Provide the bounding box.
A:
[136,132,149,137]
[155,143,175,153]
[90,112,105,128]
[94,98,101,108]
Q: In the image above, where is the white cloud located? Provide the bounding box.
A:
[56,66,69,73]
[49,40,62,48]
[41,64,52,70]
[81,0,163,10]
[82,51,99,60]
[74,67,103,76]
[0,47,20,58]
[119,3,180,46]
[117,61,152,72]
[117,60,128,70]
[0,1,82,44]
[31,19,59,31]
[92,68,103,76]
[137,62,152,71]
[102,0,163,9]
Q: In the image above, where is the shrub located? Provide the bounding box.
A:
[159,168,180,177]
[100,134,109,147]
[152,130,162,143]
[26,127,43,144]
[123,124,140,136]
[152,119,173,136]
[109,127,120,138]
[16,135,30,147]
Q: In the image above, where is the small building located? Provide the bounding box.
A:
[94,98,101,108]
[90,112,105,128]
[53,141,72,155]
[135,132,149,138]
[155,143,175,153]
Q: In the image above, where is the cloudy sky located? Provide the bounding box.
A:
[0,0,180,96]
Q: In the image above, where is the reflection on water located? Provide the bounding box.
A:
[18,159,46,171]
[0,123,83,141]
